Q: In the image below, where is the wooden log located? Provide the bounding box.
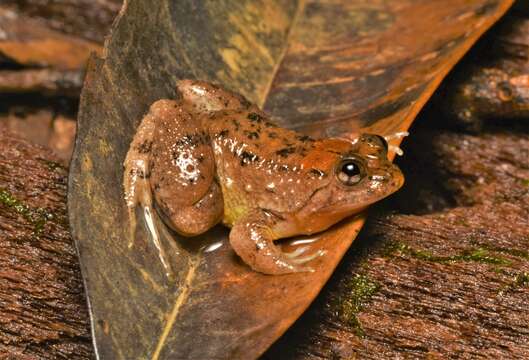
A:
[0,0,120,96]
[1,0,122,43]
[0,133,93,359]
[0,69,83,97]
[0,97,77,163]
[437,4,529,130]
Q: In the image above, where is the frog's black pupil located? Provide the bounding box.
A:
[342,161,360,177]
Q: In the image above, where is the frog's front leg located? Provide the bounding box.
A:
[229,210,319,275]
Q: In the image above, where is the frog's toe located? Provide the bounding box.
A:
[290,249,326,264]
[284,246,310,258]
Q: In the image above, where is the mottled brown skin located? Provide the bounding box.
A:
[124,80,404,274]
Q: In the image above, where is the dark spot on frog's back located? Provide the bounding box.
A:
[231,119,241,130]
[279,165,289,172]
[296,135,314,142]
[217,129,229,138]
[247,112,264,123]
[136,140,152,153]
[244,130,259,140]
[174,132,210,147]
[267,131,278,139]
[276,147,296,158]
[240,151,259,166]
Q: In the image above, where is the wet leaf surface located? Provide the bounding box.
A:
[68,1,513,359]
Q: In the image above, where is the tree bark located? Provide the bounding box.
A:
[0,133,93,359]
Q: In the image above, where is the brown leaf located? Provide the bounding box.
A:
[68,1,513,359]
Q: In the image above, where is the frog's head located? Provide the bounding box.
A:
[296,134,404,234]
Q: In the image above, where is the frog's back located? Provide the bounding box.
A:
[207,109,333,221]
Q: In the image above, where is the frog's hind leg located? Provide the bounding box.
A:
[229,210,323,275]
[148,99,223,236]
[155,181,224,236]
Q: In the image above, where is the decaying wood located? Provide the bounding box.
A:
[0,0,120,96]
[0,132,92,358]
[0,0,117,162]
[0,8,100,70]
[0,94,78,163]
[1,0,122,44]
[438,4,529,130]
[0,69,83,96]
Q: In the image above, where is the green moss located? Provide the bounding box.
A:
[499,272,529,295]
[333,274,380,337]
[385,242,510,266]
[485,246,529,261]
[0,188,54,234]
[520,179,529,187]
[37,158,64,172]
[0,188,30,217]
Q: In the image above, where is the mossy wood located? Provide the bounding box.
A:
[68,0,513,359]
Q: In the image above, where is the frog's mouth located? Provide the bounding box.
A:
[293,204,369,236]
[314,203,368,221]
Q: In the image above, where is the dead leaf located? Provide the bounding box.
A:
[68,0,513,359]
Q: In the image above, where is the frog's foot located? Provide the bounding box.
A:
[384,131,409,156]
[284,246,309,258]
[285,246,326,265]
[229,210,323,275]
[290,250,326,265]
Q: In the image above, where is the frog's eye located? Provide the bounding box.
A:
[337,158,365,186]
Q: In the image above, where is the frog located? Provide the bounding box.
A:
[124,80,404,275]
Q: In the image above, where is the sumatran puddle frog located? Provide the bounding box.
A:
[124,80,404,275]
